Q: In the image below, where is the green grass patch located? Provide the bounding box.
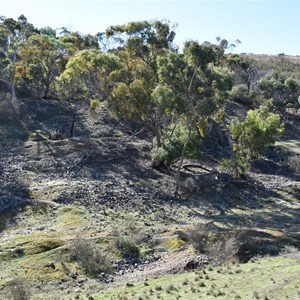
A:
[57,205,86,227]
[26,238,65,255]
[95,256,300,300]
[165,238,186,251]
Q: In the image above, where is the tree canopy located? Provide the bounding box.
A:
[0,15,291,178]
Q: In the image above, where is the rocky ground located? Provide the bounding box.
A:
[0,98,299,299]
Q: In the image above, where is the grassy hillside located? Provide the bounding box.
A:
[242,54,300,81]
[97,254,300,300]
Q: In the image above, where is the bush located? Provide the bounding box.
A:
[257,71,300,108]
[89,99,100,115]
[286,155,300,174]
[180,225,239,264]
[114,235,140,259]
[205,238,239,264]
[70,238,111,277]
[230,84,252,105]
[9,277,31,300]
[229,104,284,176]
[112,223,143,259]
[152,122,202,165]
[178,224,210,252]
[280,245,300,259]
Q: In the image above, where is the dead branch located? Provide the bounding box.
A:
[182,164,212,172]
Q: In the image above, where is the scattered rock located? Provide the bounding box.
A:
[45,261,56,269]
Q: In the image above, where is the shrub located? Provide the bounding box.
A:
[219,154,249,177]
[9,277,31,300]
[205,238,239,264]
[230,84,252,105]
[114,235,140,259]
[178,224,210,252]
[286,155,300,174]
[280,245,300,259]
[257,71,300,108]
[112,222,146,260]
[70,238,111,277]
[89,99,100,115]
[152,122,202,166]
[229,104,284,176]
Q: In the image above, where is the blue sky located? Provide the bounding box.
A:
[1,0,299,55]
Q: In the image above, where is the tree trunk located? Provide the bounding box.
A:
[175,126,191,195]
[11,79,16,99]
[11,48,17,100]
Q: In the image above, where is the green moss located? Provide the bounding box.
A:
[165,238,186,251]
[57,205,86,227]
[26,238,65,255]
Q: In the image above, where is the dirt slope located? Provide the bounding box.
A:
[0,98,299,299]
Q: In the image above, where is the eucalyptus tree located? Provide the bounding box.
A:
[153,41,233,179]
[59,31,99,55]
[18,33,66,98]
[104,19,176,56]
[58,49,122,101]
[0,15,36,99]
[106,20,177,147]
[108,23,233,178]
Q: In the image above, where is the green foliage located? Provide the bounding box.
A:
[257,71,300,108]
[112,78,151,121]
[152,44,233,172]
[18,34,66,98]
[115,236,140,259]
[105,20,176,52]
[152,122,202,164]
[229,105,284,175]
[39,26,56,37]
[219,155,248,176]
[58,49,122,100]
[0,16,38,98]
[112,222,145,260]
[59,31,98,54]
[184,40,224,69]
[230,84,251,104]
[230,105,284,158]
[89,99,100,113]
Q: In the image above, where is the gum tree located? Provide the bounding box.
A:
[153,41,233,184]
[107,20,177,147]
[58,49,122,101]
[0,15,36,99]
[18,34,66,98]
